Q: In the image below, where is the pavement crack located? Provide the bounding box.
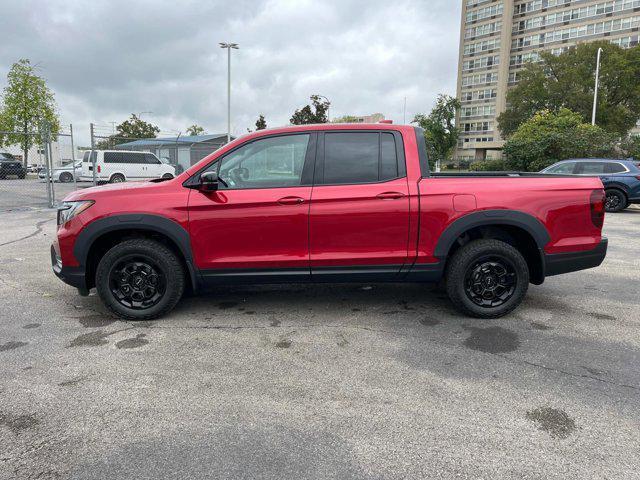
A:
[0,218,53,247]
[504,356,640,392]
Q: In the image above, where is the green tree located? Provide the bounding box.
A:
[186,124,206,136]
[413,94,461,169]
[331,115,360,123]
[290,95,330,125]
[498,42,640,138]
[0,59,60,168]
[621,135,640,159]
[255,114,267,130]
[503,108,616,172]
[97,114,160,148]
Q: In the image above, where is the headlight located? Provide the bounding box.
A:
[57,200,94,226]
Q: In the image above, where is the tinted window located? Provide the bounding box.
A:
[322,132,402,184]
[215,134,310,189]
[545,162,575,174]
[577,162,606,174]
[82,151,90,162]
[380,133,398,180]
[103,152,122,163]
[605,162,626,174]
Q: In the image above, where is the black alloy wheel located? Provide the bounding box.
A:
[108,256,166,310]
[464,256,517,308]
[604,190,626,213]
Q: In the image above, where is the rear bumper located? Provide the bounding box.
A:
[544,238,608,277]
[51,245,87,291]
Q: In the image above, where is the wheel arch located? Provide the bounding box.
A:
[74,214,198,291]
[434,210,550,285]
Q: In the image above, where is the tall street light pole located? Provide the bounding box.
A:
[219,42,239,143]
[592,47,603,126]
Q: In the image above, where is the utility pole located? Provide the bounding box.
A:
[219,42,239,143]
[592,47,603,126]
[403,97,407,124]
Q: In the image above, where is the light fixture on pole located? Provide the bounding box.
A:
[219,42,239,143]
[592,47,603,126]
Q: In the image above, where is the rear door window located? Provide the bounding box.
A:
[576,162,606,174]
[321,132,403,185]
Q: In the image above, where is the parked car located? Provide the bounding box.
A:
[27,164,43,174]
[39,160,82,183]
[79,150,175,183]
[0,153,26,179]
[541,158,640,212]
[52,123,607,320]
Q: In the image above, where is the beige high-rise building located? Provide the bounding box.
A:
[456,0,640,162]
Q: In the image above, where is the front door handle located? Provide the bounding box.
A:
[376,192,405,200]
[277,196,305,205]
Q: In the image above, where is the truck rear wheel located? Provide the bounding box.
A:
[95,239,185,320]
[445,239,529,319]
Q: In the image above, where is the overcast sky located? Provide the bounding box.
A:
[0,0,461,145]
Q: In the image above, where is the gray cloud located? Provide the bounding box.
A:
[0,0,461,144]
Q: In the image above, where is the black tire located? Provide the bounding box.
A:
[109,173,125,183]
[95,239,185,320]
[162,173,174,179]
[59,171,73,183]
[604,189,627,213]
[445,239,529,319]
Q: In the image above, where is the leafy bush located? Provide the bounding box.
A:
[503,109,616,172]
[470,158,506,171]
[621,135,640,160]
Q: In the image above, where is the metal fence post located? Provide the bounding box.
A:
[70,123,77,190]
[90,123,97,186]
[41,122,54,208]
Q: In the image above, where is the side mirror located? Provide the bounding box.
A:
[199,171,219,192]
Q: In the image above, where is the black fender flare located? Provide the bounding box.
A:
[433,210,551,259]
[74,214,198,290]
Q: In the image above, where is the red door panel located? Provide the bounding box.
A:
[309,177,410,268]
[188,187,311,270]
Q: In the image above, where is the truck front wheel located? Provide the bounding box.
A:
[95,239,185,320]
[445,239,529,319]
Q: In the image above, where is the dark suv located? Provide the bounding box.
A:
[0,153,26,179]
[542,158,640,212]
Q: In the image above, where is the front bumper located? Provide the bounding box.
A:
[51,245,88,292]
[544,238,608,277]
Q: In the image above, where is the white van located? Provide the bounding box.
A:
[79,150,176,183]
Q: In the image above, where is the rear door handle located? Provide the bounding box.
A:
[376,192,405,200]
[277,196,305,205]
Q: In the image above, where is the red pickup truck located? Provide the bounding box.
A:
[52,123,607,320]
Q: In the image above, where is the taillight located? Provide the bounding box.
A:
[590,189,605,229]
[97,165,101,173]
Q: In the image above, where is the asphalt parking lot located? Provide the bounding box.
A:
[1,202,639,479]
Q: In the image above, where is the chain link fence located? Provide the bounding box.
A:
[0,122,229,211]
[0,124,77,211]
